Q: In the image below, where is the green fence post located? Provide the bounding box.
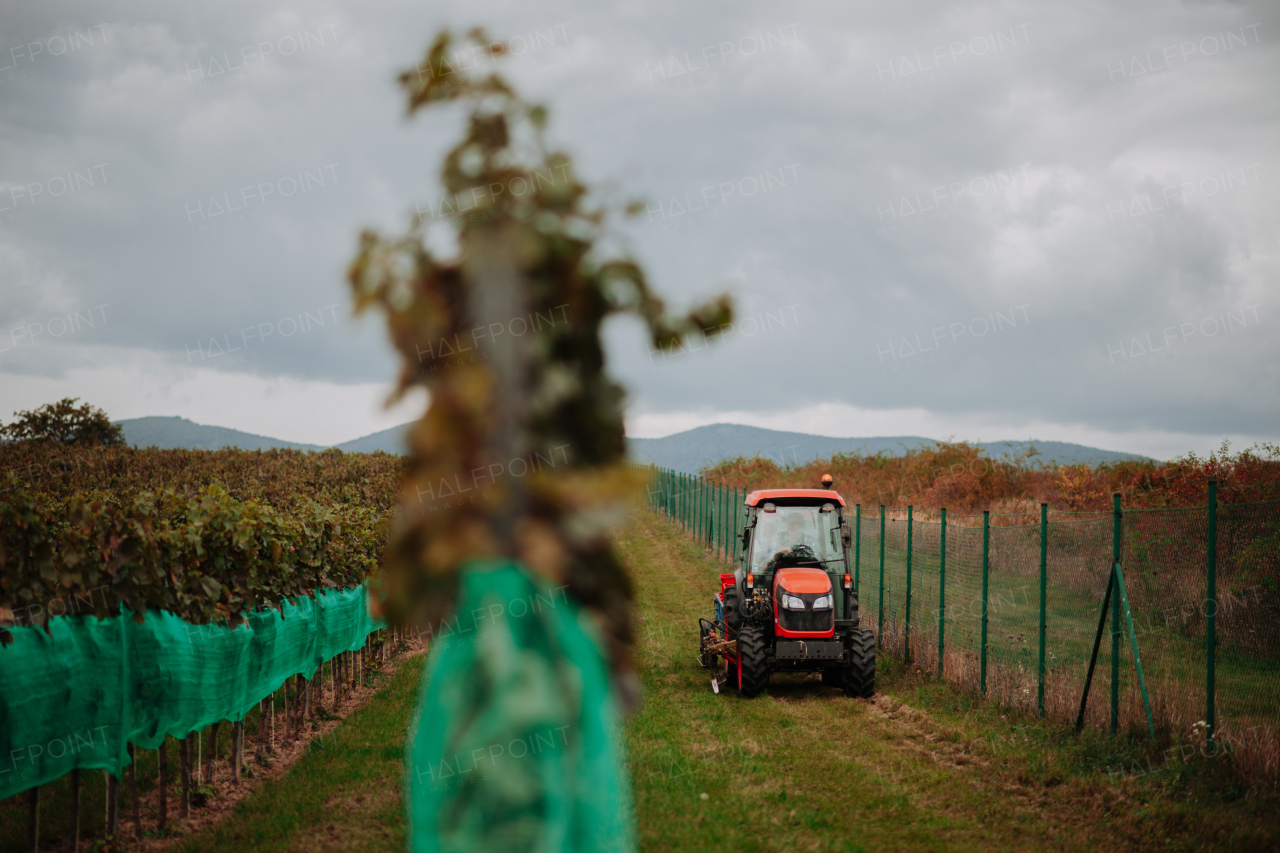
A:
[734,487,740,563]
[1039,503,1047,718]
[854,505,861,595]
[714,481,720,557]
[1112,561,1156,737]
[878,505,886,649]
[724,483,729,563]
[905,505,913,661]
[701,477,707,546]
[723,483,729,563]
[1076,570,1116,732]
[1111,492,1121,737]
[700,476,705,545]
[938,507,946,681]
[695,475,700,543]
[715,482,720,559]
[1207,479,1218,748]
[714,482,720,559]
[981,510,990,696]
[721,481,732,560]
[730,484,735,564]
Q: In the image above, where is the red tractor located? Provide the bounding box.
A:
[699,478,875,698]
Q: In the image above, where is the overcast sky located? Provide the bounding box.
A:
[1,0,1276,459]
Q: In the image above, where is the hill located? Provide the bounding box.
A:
[626,423,1148,474]
[115,416,324,451]
[115,416,413,454]
[335,423,411,454]
[113,418,1147,471]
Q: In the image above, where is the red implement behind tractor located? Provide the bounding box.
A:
[699,477,875,698]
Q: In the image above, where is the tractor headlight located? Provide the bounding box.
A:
[780,594,805,610]
[812,595,833,610]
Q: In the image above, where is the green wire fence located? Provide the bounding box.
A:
[637,464,1280,779]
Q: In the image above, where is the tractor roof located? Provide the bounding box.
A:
[745,488,845,507]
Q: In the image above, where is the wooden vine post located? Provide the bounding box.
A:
[106,772,118,836]
[181,735,192,817]
[233,721,244,781]
[25,786,38,853]
[127,743,140,839]
[158,742,168,830]
[68,769,81,850]
[204,722,219,784]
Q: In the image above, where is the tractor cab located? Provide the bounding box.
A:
[699,477,875,699]
[741,494,851,622]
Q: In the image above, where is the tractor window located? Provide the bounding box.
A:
[750,505,842,572]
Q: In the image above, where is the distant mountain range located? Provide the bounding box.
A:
[626,423,1149,474]
[115,416,410,454]
[115,416,1148,472]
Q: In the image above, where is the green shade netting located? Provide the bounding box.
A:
[0,585,384,799]
[405,559,636,853]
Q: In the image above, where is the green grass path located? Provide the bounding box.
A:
[118,513,1278,852]
[623,511,1279,853]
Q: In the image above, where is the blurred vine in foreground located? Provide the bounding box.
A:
[348,29,732,683]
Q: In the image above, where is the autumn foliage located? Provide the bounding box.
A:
[699,440,1280,515]
[0,443,400,630]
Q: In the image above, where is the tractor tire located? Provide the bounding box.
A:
[843,627,876,699]
[722,585,743,631]
[737,626,769,698]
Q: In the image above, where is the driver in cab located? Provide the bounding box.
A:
[758,511,818,569]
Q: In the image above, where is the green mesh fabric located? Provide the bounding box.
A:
[0,586,383,799]
[405,559,635,853]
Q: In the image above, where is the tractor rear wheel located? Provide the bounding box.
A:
[737,626,769,698]
[843,627,876,698]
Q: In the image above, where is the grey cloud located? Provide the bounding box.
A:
[0,0,1276,442]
